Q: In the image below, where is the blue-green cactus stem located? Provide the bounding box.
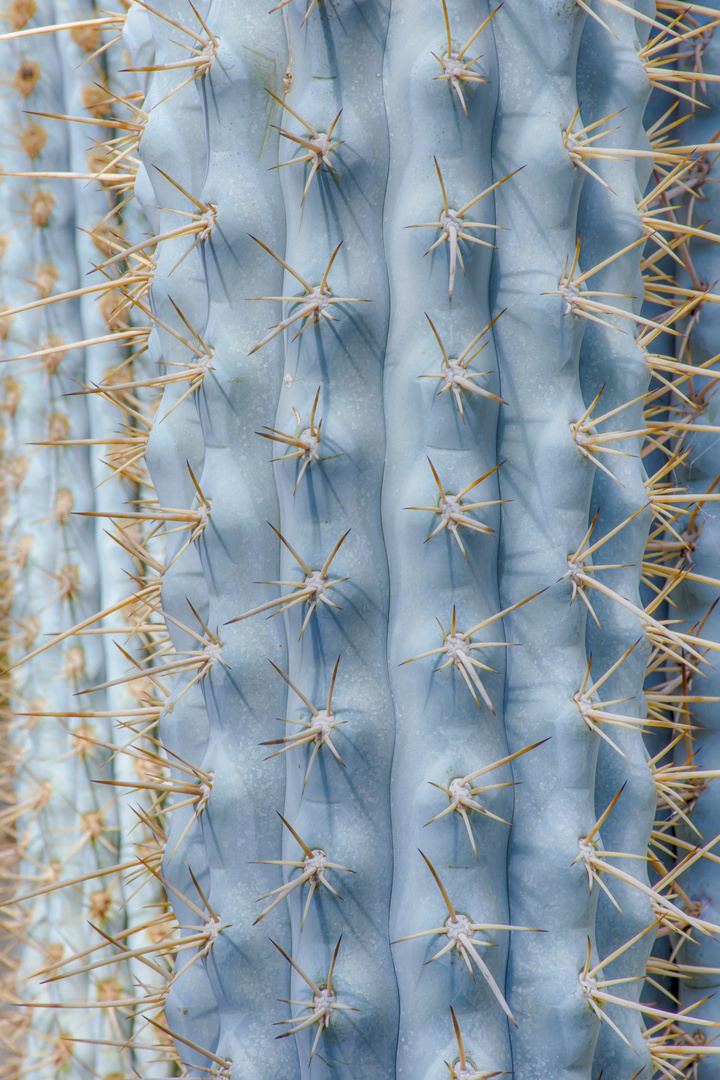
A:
[491,3,603,1076]
[0,2,129,1075]
[7,0,720,1076]
[53,5,166,1072]
[115,4,227,1073]
[575,4,657,1074]
[106,12,218,1065]
[264,2,398,1075]
[0,15,48,1072]
[133,2,300,1075]
[383,0,514,1075]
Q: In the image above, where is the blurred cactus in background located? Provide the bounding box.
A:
[1,1,720,1078]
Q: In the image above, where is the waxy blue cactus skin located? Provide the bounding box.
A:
[2,1,720,1078]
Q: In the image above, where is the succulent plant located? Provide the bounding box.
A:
[2,1,720,1078]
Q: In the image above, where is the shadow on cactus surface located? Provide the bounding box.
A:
[1,0,720,1077]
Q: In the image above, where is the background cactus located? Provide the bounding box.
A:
[2,1,720,1078]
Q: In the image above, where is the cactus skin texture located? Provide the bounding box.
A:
[4,1,720,1078]
[383,2,512,1076]
[489,7,599,1076]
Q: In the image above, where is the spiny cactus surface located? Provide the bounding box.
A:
[2,2,720,1079]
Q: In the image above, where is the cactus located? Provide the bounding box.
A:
[0,10,136,1077]
[3,1,720,1078]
